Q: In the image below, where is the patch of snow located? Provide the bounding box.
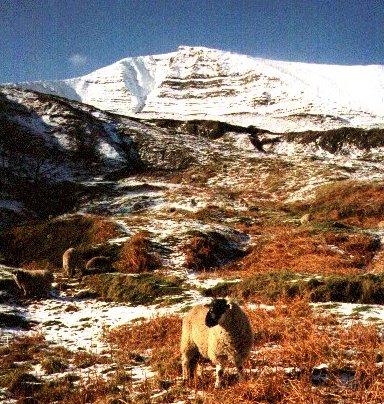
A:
[314,302,384,325]
[98,139,125,163]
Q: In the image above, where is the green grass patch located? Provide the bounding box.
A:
[202,272,384,304]
[81,273,185,305]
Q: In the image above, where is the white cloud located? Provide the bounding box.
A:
[69,53,88,67]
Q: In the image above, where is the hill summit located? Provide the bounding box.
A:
[7,46,384,132]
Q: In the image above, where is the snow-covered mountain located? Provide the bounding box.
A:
[7,46,384,132]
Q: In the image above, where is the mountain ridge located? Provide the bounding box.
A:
[6,46,384,132]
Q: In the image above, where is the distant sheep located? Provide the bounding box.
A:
[181,298,253,388]
[300,213,311,225]
[82,256,112,275]
[13,269,54,297]
[62,247,81,278]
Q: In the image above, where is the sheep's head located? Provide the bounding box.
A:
[205,298,230,327]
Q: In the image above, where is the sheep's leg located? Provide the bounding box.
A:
[182,350,199,382]
[214,362,225,388]
[235,355,246,381]
[181,353,190,381]
[189,356,198,379]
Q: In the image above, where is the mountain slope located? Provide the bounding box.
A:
[2,85,384,226]
[0,86,143,223]
[7,46,384,132]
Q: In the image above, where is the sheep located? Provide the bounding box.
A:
[62,247,81,278]
[82,256,112,275]
[13,269,54,297]
[181,298,253,388]
[300,213,311,225]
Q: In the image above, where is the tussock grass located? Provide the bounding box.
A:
[114,231,163,273]
[0,333,113,403]
[106,315,182,380]
[40,356,69,374]
[0,214,120,267]
[4,299,384,402]
[23,260,56,272]
[182,230,247,271]
[102,299,384,403]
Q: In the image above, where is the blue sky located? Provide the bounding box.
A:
[1,0,383,83]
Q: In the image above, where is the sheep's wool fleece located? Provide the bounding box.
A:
[181,301,253,364]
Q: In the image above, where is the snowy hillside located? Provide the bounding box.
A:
[7,46,384,132]
[2,85,384,402]
[0,86,144,224]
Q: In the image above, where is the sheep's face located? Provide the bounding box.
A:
[205,298,230,327]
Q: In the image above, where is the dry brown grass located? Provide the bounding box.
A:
[106,314,181,357]
[86,214,121,244]
[100,299,384,403]
[0,332,115,403]
[183,234,219,271]
[23,260,56,272]
[113,231,162,273]
[237,225,377,275]
[4,300,384,403]
[174,298,384,403]
[0,333,47,370]
[299,180,384,228]
[106,314,182,380]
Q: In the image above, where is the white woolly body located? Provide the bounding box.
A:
[85,256,111,270]
[62,247,81,277]
[180,300,253,387]
[13,269,54,297]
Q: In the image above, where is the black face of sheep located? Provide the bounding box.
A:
[205,298,230,327]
